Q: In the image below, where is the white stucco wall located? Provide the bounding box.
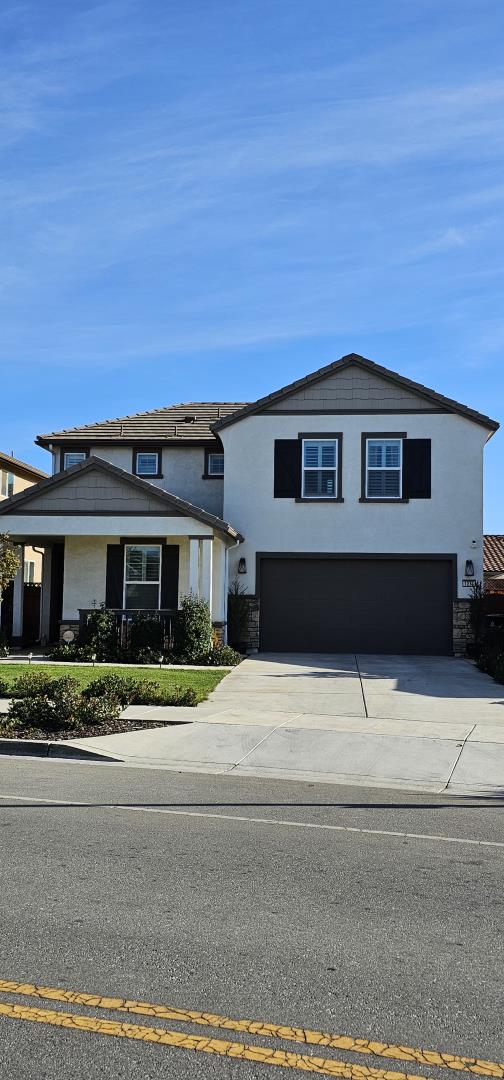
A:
[63,535,111,618]
[220,412,491,598]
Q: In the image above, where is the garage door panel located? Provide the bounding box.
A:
[259,557,453,655]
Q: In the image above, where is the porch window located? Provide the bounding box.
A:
[124,544,161,610]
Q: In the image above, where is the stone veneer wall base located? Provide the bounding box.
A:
[452,599,473,657]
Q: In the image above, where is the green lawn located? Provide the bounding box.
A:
[0,664,228,703]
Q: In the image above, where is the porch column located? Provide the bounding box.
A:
[188,538,200,595]
[200,538,213,611]
[39,546,53,645]
[11,545,24,644]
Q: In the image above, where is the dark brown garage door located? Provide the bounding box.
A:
[258,556,454,655]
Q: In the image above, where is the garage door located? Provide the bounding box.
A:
[259,556,454,655]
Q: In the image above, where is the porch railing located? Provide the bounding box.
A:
[78,608,179,655]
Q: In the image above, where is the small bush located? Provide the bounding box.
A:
[77,694,121,726]
[196,645,243,667]
[12,671,79,699]
[173,594,212,663]
[0,677,9,697]
[82,673,141,706]
[129,646,164,665]
[48,643,95,662]
[8,677,83,732]
[79,607,120,661]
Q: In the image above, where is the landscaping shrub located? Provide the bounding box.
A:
[172,594,212,663]
[128,613,165,660]
[75,693,121,726]
[7,676,82,732]
[82,673,141,706]
[79,606,120,661]
[48,643,95,661]
[0,676,9,697]
[196,645,242,667]
[12,670,75,699]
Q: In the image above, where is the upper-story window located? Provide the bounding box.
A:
[134,450,161,477]
[302,439,338,499]
[1,471,14,497]
[204,450,224,478]
[63,451,87,470]
[365,438,402,499]
[124,544,161,609]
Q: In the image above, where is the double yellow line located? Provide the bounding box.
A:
[0,978,501,1078]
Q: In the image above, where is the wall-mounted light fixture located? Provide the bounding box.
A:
[238,557,247,574]
[464,559,475,577]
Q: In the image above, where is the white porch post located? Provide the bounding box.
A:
[12,545,24,643]
[188,538,200,595]
[200,538,213,611]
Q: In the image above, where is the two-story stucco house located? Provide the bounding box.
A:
[0,354,498,655]
[0,450,47,585]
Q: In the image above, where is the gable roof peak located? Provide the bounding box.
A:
[213,352,499,434]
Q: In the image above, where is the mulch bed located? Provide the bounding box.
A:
[0,719,178,740]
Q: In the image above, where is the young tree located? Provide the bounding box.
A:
[0,534,21,595]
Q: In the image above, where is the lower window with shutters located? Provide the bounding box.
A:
[123,545,161,609]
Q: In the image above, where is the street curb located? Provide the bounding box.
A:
[0,738,123,762]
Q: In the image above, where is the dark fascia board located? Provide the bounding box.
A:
[0,455,243,543]
[212,353,500,435]
[36,436,223,450]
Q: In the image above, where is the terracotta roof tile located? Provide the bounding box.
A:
[484,535,504,573]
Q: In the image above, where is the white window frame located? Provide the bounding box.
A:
[301,438,338,500]
[123,544,162,610]
[1,471,14,497]
[207,452,224,476]
[365,438,403,500]
[135,451,160,477]
[63,451,87,470]
[24,560,35,584]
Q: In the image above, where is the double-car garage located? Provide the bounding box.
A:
[258,555,455,655]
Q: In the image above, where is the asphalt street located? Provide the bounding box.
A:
[0,757,503,1079]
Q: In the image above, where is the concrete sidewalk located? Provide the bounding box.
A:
[68,654,504,794]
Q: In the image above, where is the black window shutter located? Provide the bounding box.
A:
[161,544,179,608]
[403,439,431,499]
[105,545,124,607]
[274,440,302,498]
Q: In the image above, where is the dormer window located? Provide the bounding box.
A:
[133,449,162,478]
[61,450,88,470]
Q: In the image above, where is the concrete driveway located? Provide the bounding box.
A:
[75,653,504,794]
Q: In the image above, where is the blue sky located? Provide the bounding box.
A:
[1,0,503,528]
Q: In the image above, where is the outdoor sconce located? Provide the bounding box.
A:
[464,560,475,577]
[238,557,247,574]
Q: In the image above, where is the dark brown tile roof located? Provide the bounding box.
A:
[484,535,504,573]
[214,353,500,433]
[37,402,249,447]
[0,449,48,480]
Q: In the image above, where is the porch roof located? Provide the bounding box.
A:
[0,456,243,543]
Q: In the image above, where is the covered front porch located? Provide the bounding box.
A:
[0,456,242,646]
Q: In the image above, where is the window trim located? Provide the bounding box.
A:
[123,543,162,610]
[1,471,14,497]
[132,448,163,479]
[360,431,409,503]
[203,448,225,479]
[296,432,343,502]
[60,448,90,471]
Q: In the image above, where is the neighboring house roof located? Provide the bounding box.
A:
[36,402,249,448]
[0,449,48,482]
[0,456,243,543]
[486,578,504,594]
[484,535,504,573]
[213,353,499,434]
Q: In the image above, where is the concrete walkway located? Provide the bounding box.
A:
[69,654,504,794]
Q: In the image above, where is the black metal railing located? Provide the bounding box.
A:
[78,608,179,655]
